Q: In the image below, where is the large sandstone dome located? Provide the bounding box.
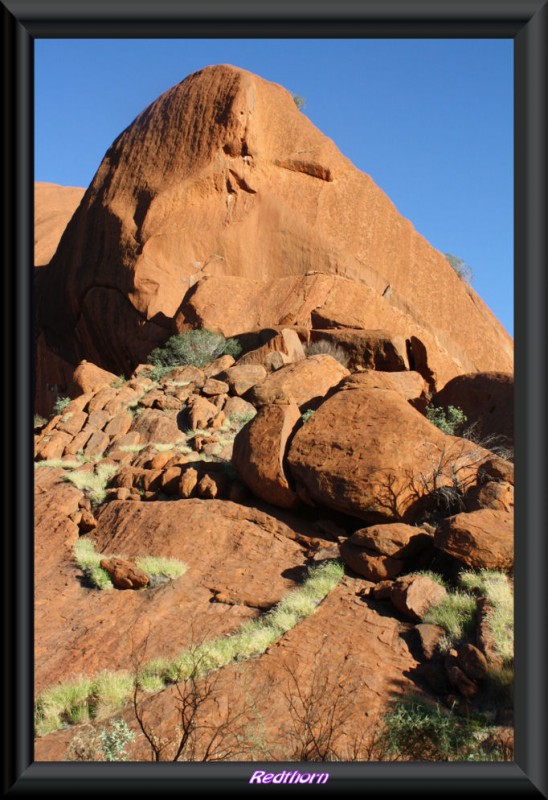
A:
[35,64,512,410]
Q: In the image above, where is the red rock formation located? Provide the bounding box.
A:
[34,182,85,267]
[35,65,512,415]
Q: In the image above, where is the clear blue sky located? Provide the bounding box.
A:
[35,39,513,335]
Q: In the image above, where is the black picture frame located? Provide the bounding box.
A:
[2,0,546,795]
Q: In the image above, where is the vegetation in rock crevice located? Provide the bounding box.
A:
[34,560,344,737]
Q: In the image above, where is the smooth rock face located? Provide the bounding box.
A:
[34,182,85,267]
[35,64,512,413]
[287,378,492,523]
[434,509,514,570]
[232,403,301,509]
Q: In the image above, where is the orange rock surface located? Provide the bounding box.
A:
[35,65,512,411]
[34,182,84,267]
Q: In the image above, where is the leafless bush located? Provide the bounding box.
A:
[305,339,350,368]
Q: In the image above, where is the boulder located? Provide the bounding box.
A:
[457,643,488,681]
[201,378,229,396]
[287,375,493,523]
[220,365,267,396]
[104,412,133,438]
[223,396,257,422]
[465,480,514,513]
[348,523,432,558]
[249,355,349,409]
[434,509,513,570]
[99,557,150,590]
[340,542,405,582]
[415,623,446,660]
[236,328,305,369]
[35,431,72,461]
[186,395,218,429]
[232,403,301,509]
[70,362,118,397]
[130,409,185,445]
[56,411,88,437]
[444,651,478,699]
[478,456,514,486]
[389,575,447,621]
[159,365,206,389]
[203,355,235,378]
[309,329,408,371]
[87,387,118,413]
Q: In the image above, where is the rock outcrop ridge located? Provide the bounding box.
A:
[35,64,512,415]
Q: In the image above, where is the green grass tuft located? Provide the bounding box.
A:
[35,459,82,470]
[459,570,513,664]
[35,561,344,736]
[63,464,118,504]
[422,590,477,643]
[135,556,187,580]
[73,538,113,590]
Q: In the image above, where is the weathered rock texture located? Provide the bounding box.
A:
[287,373,494,523]
[434,509,513,570]
[34,182,85,267]
[35,65,512,415]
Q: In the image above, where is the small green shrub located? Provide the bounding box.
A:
[148,329,242,370]
[380,698,502,761]
[305,339,350,368]
[66,718,135,762]
[53,396,71,415]
[34,414,48,428]
[425,404,467,436]
[445,253,474,283]
[110,375,127,389]
[301,409,315,424]
[292,94,307,111]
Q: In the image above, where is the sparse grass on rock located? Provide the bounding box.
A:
[422,590,477,647]
[134,556,187,581]
[379,696,506,761]
[74,538,187,590]
[74,538,114,590]
[63,463,118,504]
[34,560,344,737]
[459,570,513,664]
